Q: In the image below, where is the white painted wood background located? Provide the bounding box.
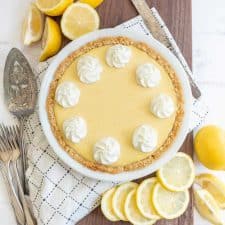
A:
[0,0,225,224]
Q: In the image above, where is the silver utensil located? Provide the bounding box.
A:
[130,0,201,99]
[4,48,38,193]
[0,124,36,225]
[0,125,25,225]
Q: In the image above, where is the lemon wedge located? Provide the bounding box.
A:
[39,17,62,61]
[124,189,157,225]
[196,173,225,209]
[152,182,189,219]
[36,0,73,16]
[79,0,104,8]
[194,189,223,225]
[61,3,100,40]
[101,187,120,222]
[22,3,44,45]
[157,152,195,191]
[136,178,161,220]
[112,182,138,221]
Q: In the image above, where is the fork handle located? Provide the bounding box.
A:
[13,162,36,225]
[1,164,25,225]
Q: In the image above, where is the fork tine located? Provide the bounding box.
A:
[0,135,7,152]
[1,124,10,145]
[0,124,14,151]
[0,132,9,151]
[0,124,21,151]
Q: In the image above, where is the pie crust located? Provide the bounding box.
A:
[47,36,184,174]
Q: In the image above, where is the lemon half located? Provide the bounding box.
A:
[22,3,44,45]
[101,187,120,222]
[125,189,157,225]
[61,3,100,40]
[112,182,138,221]
[196,173,225,209]
[36,0,73,16]
[157,152,195,191]
[39,17,62,61]
[136,178,161,220]
[152,183,189,219]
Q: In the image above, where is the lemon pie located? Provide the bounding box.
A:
[47,36,184,173]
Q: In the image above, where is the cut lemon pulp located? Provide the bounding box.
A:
[157,152,195,191]
[39,17,62,61]
[196,173,225,209]
[152,183,189,219]
[36,0,73,16]
[61,3,100,40]
[112,182,138,221]
[101,187,120,221]
[194,188,223,225]
[22,3,44,45]
[136,178,160,220]
[125,189,157,225]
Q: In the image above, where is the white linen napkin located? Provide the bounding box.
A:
[1,9,208,225]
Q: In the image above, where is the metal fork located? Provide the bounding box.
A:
[0,124,36,225]
[0,126,25,225]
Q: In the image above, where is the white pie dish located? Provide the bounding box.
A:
[39,28,192,182]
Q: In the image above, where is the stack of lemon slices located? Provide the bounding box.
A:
[101,152,195,224]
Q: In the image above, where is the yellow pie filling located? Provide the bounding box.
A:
[47,37,183,173]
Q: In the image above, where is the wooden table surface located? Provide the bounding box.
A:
[78,0,193,224]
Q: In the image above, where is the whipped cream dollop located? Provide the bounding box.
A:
[150,94,175,119]
[93,137,120,165]
[55,82,80,108]
[63,116,87,143]
[77,55,102,84]
[106,44,131,68]
[136,63,161,88]
[132,125,158,153]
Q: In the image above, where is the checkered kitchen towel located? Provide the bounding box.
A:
[20,9,208,225]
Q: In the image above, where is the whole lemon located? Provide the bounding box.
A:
[194,125,225,170]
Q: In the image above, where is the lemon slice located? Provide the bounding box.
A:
[101,187,120,222]
[79,0,104,8]
[61,3,100,40]
[194,189,223,225]
[136,178,161,220]
[196,173,225,209]
[157,152,195,191]
[36,0,73,16]
[152,183,189,219]
[39,17,62,61]
[112,182,138,221]
[22,3,44,45]
[125,189,157,225]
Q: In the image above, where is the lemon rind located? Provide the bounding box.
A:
[112,182,138,221]
[61,2,100,40]
[152,183,190,219]
[136,177,161,220]
[157,152,195,192]
[101,187,120,222]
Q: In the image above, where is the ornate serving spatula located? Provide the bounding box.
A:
[4,48,37,191]
[4,48,37,225]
